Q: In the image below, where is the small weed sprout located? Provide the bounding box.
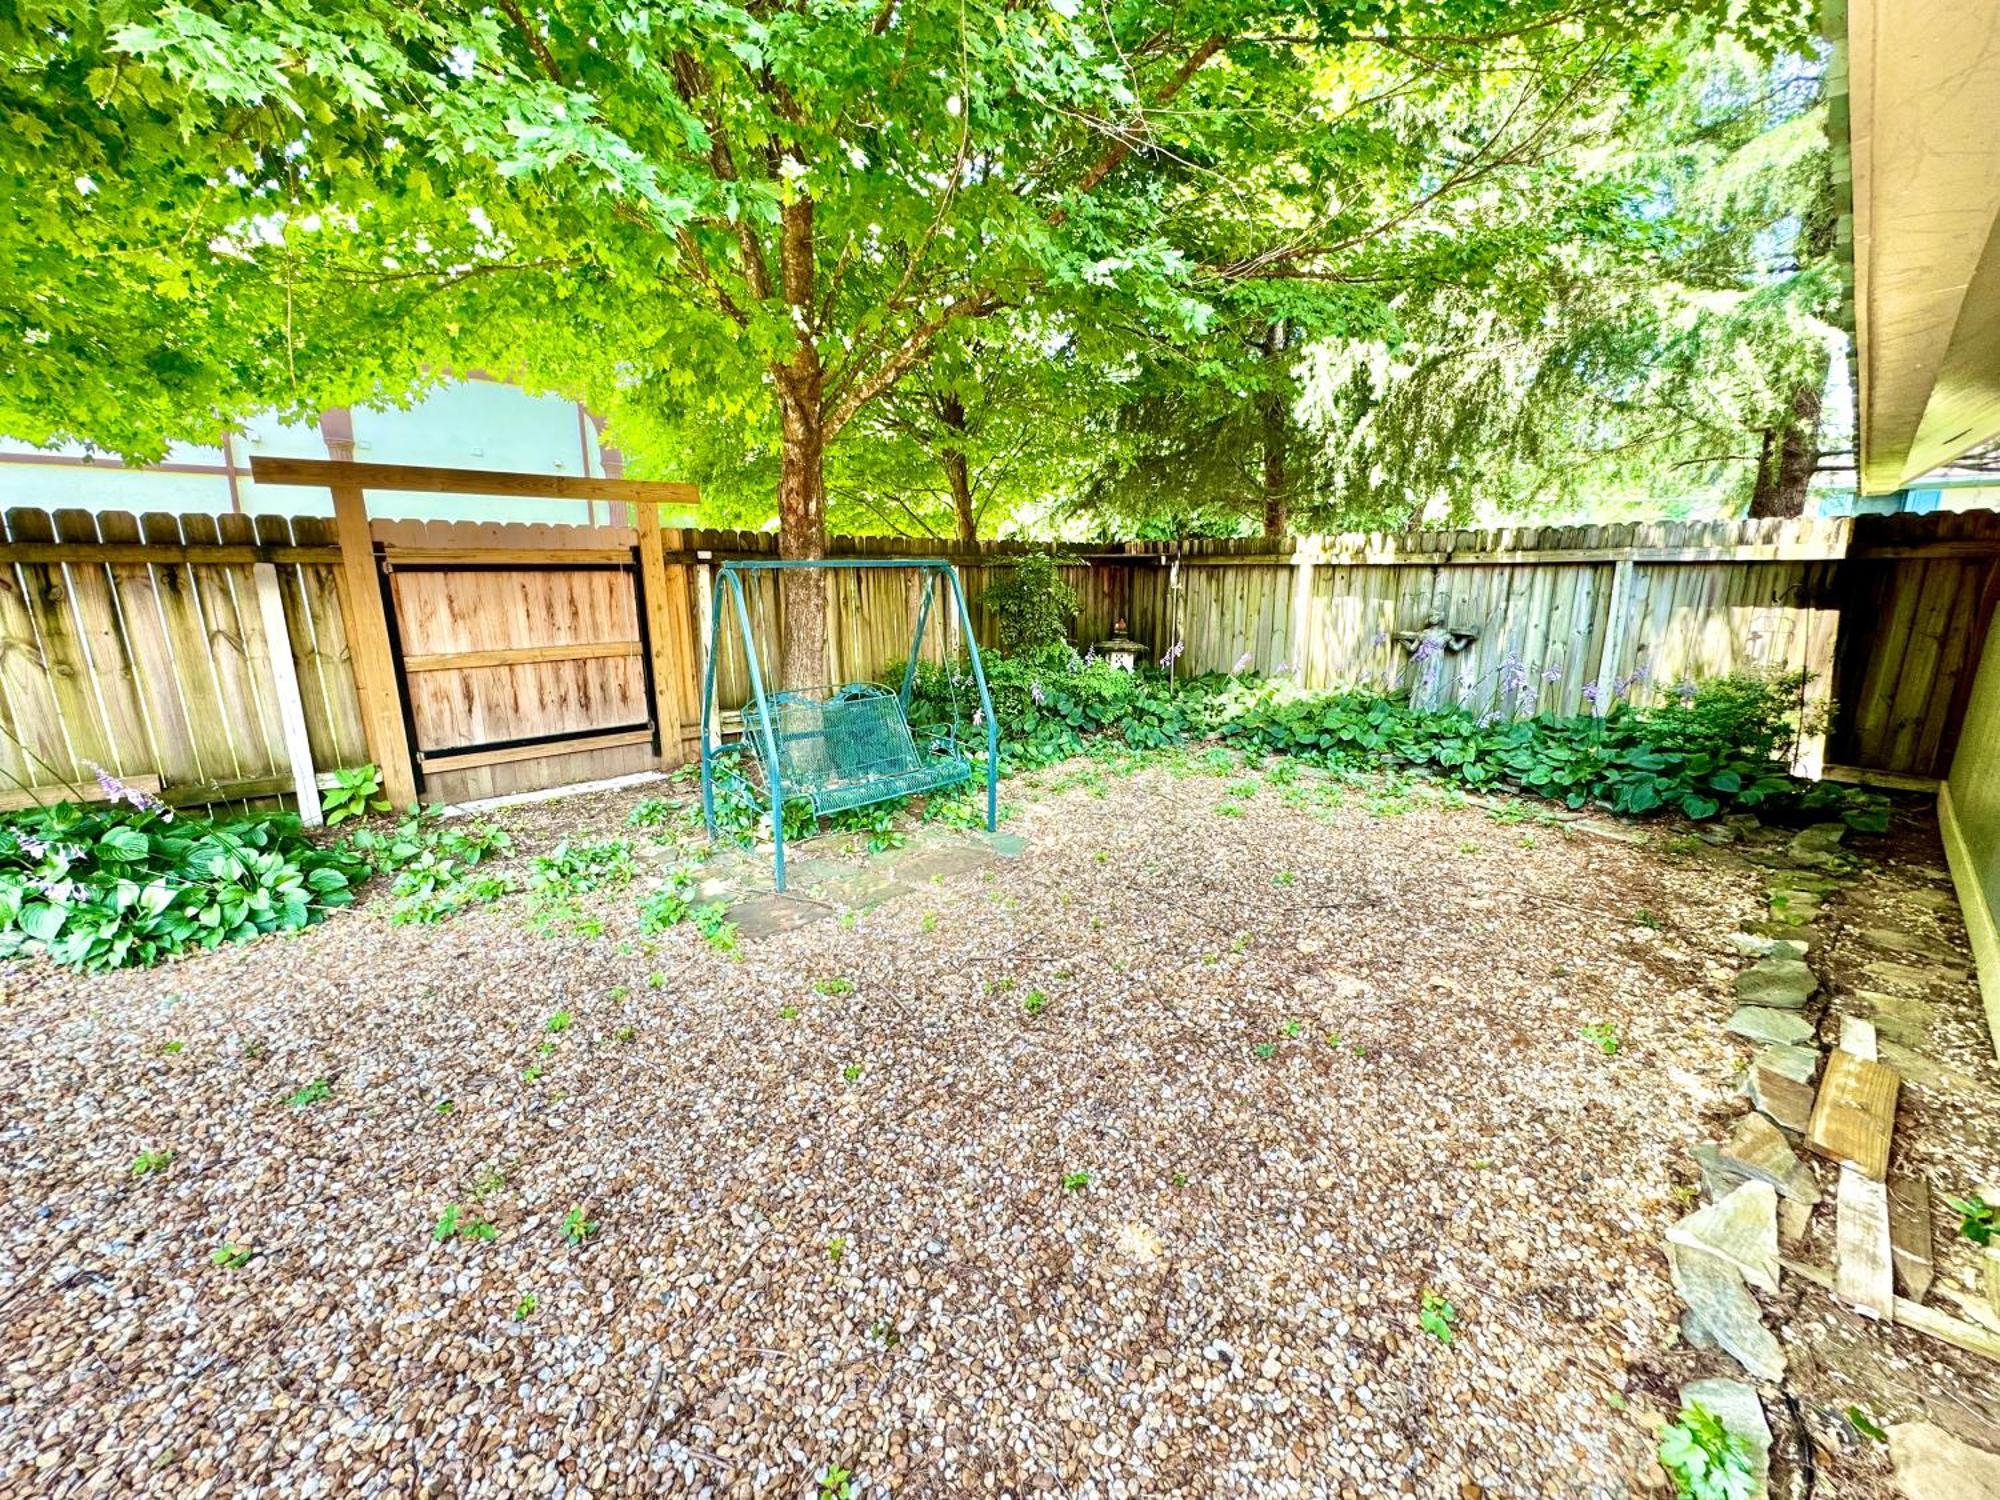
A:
[827,1236,847,1261]
[1282,1019,1302,1038]
[434,1203,498,1244]
[287,1078,331,1108]
[211,1244,253,1269]
[1581,1022,1621,1056]
[160,1040,184,1055]
[841,1063,864,1083]
[779,1004,800,1020]
[513,1293,538,1321]
[130,1149,173,1176]
[1419,1290,1457,1344]
[1061,1171,1091,1192]
[817,1462,858,1499]
[1272,870,1295,887]
[1254,1043,1277,1059]
[1657,1402,1757,1500]
[1022,990,1049,1018]
[545,1010,573,1034]
[1947,1192,1995,1246]
[561,1205,598,1246]
[815,977,856,997]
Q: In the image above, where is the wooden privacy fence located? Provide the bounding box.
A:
[0,463,1995,817]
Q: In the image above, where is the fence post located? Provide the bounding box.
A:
[1289,535,1321,682]
[327,483,418,808]
[634,501,688,767]
[1594,555,1637,715]
[251,562,323,825]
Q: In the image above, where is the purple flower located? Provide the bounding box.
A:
[1412,636,1442,664]
[88,763,170,819]
[1271,662,1291,677]
[1542,664,1563,682]
[1674,677,1698,704]
[1029,680,1046,706]
[973,708,984,727]
[1083,648,1098,665]
[1233,650,1254,674]
[1581,684,1601,707]
[1159,639,1184,669]
[15,832,49,860]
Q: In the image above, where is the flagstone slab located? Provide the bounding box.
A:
[881,842,999,883]
[1754,1042,1820,1086]
[1725,1007,1816,1046]
[1667,1244,1786,1382]
[1667,1182,1779,1291]
[724,892,835,939]
[1716,1110,1821,1205]
[1735,957,1818,1010]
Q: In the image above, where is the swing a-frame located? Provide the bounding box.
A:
[700,558,999,890]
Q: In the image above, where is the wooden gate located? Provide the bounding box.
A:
[374,521,664,802]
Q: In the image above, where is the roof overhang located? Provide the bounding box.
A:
[1830,0,2000,493]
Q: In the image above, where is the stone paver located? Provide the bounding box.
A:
[1887,1422,2000,1500]
[1734,956,1818,1010]
[1667,1244,1785,1382]
[1725,1007,1816,1046]
[1666,1182,1779,1291]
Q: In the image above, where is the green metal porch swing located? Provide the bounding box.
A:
[699,558,999,891]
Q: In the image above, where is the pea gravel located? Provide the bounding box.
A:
[1,759,1767,1497]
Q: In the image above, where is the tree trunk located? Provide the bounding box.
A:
[1748,380,1823,519]
[1259,321,1290,537]
[775,195,829,690]
[939,391,976,543]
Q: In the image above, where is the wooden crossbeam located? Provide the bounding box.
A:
[400,641,642,674]
[415,727,654,774]
[251,456,700,506]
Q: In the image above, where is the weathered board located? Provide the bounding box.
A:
[1806,1049,1901,1181]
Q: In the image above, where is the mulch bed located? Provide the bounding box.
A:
[1,754,1772,1497]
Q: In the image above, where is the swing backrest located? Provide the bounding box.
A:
[743,682,965,815]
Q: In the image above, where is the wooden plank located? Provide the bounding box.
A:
[400,641,642,674]
[7,508,112,779]
[1820,763,1941,793]
[1781,1256,2000,1362]
[253,563,322,826]
[636,504,690,768]
[142,512,244,785]
[416,727,653,774]
[0,543,338,566]
[1806,1049,1900,1180]
[251,456,700,506]
[1886,1173,1935,1304]
[327,484,417,809]
[382,547,636,567]
[0,773,163,813]
[1836,1167,1896,1320]
[52,510,156,780]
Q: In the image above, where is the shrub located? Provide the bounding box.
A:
[901,651,1205,770]
[978,552,1079,654]
[0,803,366,971]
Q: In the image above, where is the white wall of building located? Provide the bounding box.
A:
[0,380,624,527]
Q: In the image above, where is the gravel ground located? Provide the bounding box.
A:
[1,753,1771,1498]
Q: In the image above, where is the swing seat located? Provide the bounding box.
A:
[741,682,973,816]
